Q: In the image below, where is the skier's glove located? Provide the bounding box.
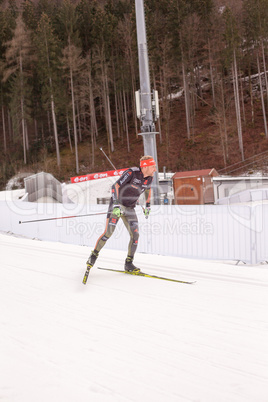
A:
[112,205,123,218]
[144,207,151,219]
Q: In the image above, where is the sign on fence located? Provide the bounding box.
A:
[71,169,127,183]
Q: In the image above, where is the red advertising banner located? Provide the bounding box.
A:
[71,168,128,183]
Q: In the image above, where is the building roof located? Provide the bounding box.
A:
[213,176,268,181]
[173,168,217,179]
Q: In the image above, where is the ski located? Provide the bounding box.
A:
[97,267,195,285]
[82,266,91,284]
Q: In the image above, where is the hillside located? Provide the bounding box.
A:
[1,0,268,188]
[3,89,268,190]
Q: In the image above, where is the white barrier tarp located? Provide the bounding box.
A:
[1,201,267,264]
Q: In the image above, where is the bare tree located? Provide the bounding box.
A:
[232,50,244,160]
[257,51,268,138]
[94,45,114,154]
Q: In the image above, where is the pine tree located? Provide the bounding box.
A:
[58,0,84,173]
[22,0,38,31]
[61,42,85,173]
[83,51,98,168]
[35,13,62,167]
[2,15,35,164]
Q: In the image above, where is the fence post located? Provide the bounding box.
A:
[250,205,257,264]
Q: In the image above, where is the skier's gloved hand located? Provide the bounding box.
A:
[144,206,151,219]
[112,205,123,218]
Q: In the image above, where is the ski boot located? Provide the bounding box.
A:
[83,250,99,284]
[124,256,140,273]
[86,250,99,269]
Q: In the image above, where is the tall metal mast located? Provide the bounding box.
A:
[135,0,160,204]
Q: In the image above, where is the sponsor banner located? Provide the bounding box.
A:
[71,168,128,183]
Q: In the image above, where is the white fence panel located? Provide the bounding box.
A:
[0,200,267,264]
[140,205,253,262]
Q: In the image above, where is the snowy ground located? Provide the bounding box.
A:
[1,233,268,402]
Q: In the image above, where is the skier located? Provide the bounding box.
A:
[86,155,156,273]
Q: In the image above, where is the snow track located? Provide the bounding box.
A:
[1,233,268,402]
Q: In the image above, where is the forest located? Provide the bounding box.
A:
[0,0,268,188]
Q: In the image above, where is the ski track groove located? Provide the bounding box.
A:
[3,237,268,287]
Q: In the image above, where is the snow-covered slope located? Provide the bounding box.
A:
[1,233,268,402]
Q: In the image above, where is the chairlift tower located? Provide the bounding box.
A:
[135,0,160,204]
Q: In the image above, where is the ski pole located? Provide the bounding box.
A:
[19,211,107,224]
[99,147,117,170]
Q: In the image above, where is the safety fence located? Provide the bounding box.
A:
[0,200,267,264]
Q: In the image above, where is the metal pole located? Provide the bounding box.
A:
[135,0,160,204]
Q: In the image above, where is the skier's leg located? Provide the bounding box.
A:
[121,208,140,272]
[87,200,119,267]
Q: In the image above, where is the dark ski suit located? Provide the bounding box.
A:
[94,167,153,257]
